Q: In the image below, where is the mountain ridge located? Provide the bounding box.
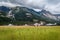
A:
[0,6,60,25]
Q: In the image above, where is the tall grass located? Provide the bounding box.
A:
[0,26,60,40]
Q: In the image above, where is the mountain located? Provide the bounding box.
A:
[53,14,60,16]
[12,6,40,21]
[0,6,40,25]
[39,9,58,21]
[11,6,60,24]
[0,6,60,25]
[0,6,10,12]
[39,9,60,25]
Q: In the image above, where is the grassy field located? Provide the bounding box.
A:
[0,26,60,40]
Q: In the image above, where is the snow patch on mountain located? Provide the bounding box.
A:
[33,9,42,12]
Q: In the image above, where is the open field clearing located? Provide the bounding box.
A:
[0,26,60,40]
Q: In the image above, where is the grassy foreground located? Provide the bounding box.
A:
[0,26,60,40]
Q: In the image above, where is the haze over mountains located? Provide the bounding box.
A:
[0,5,60,25]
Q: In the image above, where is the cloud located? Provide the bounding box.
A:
[0,0,60,14]
[45,3,60,14]
[14,0,60,14]
[0,1,21,7]
[46,0,60,5]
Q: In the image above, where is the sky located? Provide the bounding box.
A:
[0,0,60,14]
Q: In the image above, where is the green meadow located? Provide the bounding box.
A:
[0,26,60,40]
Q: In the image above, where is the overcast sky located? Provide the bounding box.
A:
[0,0,60,14]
